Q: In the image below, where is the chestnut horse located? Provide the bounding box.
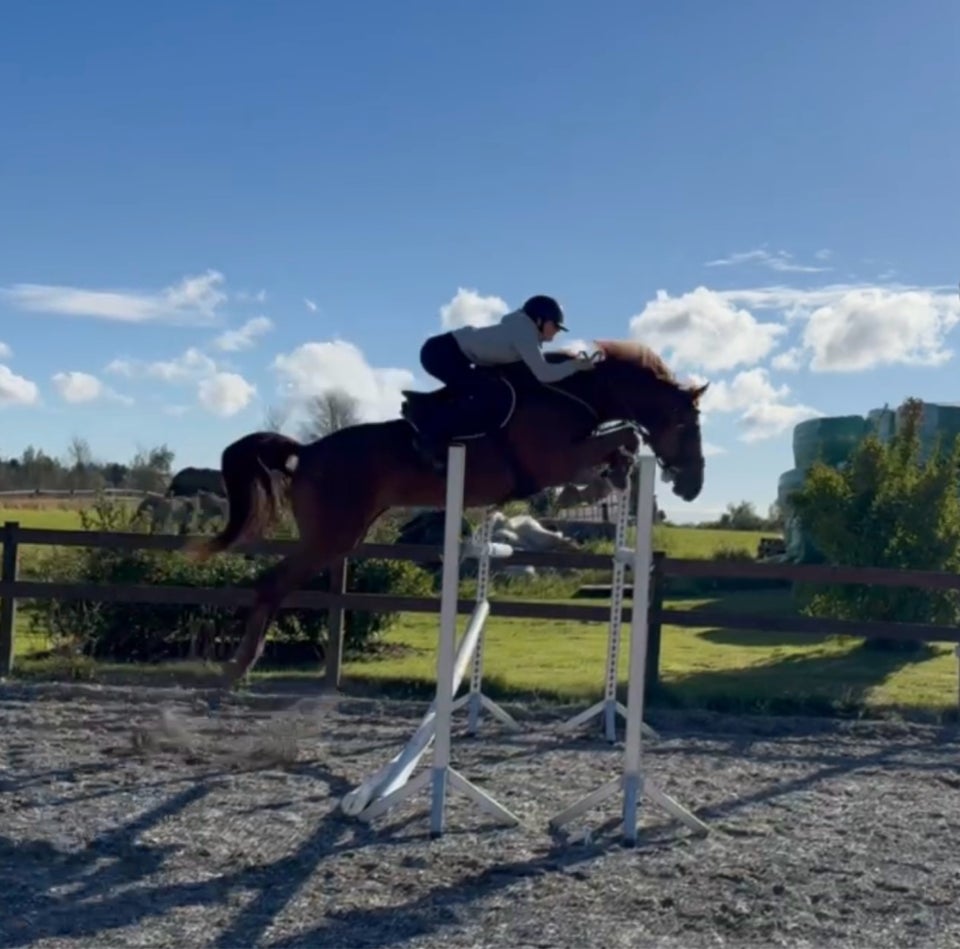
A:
[189,340,709,686]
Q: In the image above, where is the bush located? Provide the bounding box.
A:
[791,398,960,652]
[292,556,435,657]
[28,498,436,665]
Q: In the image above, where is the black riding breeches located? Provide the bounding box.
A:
[418,332,510,438]
[420,332,475,386]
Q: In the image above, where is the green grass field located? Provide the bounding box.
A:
[335,589,960,717]
[0,507,86,529]
[0,506,775,555]
[7,503,956,720]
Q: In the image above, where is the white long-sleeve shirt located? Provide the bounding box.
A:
[451,309,585,383]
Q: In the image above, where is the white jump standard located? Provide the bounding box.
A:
[550,451,710,845]
[452,507,521,735]
[560,471,658,744]
[339,443,520,835]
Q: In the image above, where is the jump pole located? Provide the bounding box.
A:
[340,444,520,835]
[560,466,658,743]
[550,450,710,845]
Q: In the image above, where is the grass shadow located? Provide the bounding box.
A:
[657,632,938,718]
[666,588,835,647]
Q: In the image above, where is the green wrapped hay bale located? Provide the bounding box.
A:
[792,415,868,471]
[776,467,824,564]
[867,407,896,443]
[897,401,960,461]
[777,468,806,511]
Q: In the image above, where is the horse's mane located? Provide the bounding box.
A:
[546,339,680,386]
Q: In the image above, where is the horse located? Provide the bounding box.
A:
[188,339,709,687]
[166,465,226,498]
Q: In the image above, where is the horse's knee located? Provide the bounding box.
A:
[619,427,642,455]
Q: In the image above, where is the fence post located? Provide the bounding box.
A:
[324,556,349,691]
[646,551,665,695]
[0,521,20,676]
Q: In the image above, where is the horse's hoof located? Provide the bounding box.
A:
[216,661,244,693]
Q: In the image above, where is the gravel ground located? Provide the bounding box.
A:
[1,680,960,949]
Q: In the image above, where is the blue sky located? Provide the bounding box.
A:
[1,0,958,522]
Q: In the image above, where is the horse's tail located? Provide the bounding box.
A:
[185,431,301,562]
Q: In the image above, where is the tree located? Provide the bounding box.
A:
[66,436,103,491]
[299,389,361,440]
[791,398,960,653]
[102,463,128,488]
[262,403,289,433]
[716,501,766,531]
[128,444,175,493]
[67,436,94,471]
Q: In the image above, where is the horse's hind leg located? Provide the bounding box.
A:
[219,475,382,690]
[220,544,320,688]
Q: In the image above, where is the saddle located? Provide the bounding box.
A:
[401,374,517,442]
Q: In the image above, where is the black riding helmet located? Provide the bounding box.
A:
[522,294,567,332]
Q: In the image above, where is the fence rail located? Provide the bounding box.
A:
[3,522,960,692]
[0,488,153,499]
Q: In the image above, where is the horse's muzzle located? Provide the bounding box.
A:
[671,461,704,502]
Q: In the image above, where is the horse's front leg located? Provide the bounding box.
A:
[566,425,642,490]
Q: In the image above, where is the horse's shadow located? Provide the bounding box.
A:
[0,755,478,949]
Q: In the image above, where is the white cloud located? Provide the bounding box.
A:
[440,288,509,329]
[235,289,267,304]
[801,288,959,371]
[51,371,133,406]
[629,287,786,372]
[716,283,960,372]
[106,345,254,414]
[1,270,227,325]
[212,316,274,352]
[703,442,726,456]
[700,368,789,414]
[700,367,821,442]
[770,348,804,371]
[739,401,823,443]
[304,298,318,312]
[705,248,831,274]
[106,347,217,383]
[0,342,11,360]
[0,365,39,407]
[52,371,102,403]
[272,339,415,422]
[197,372,256,417]
[548,337,595,356]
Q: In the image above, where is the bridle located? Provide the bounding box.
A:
[575,348,693,481]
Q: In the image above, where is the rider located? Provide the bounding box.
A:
[413,294,596,458]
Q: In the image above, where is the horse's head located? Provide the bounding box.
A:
[592,340,708,502]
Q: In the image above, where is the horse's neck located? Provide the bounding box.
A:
[553,365,619,421]
[562,363,667,427]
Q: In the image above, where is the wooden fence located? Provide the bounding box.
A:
[3,521,960,693]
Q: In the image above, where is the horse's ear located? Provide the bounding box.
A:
[690,383,709,402]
